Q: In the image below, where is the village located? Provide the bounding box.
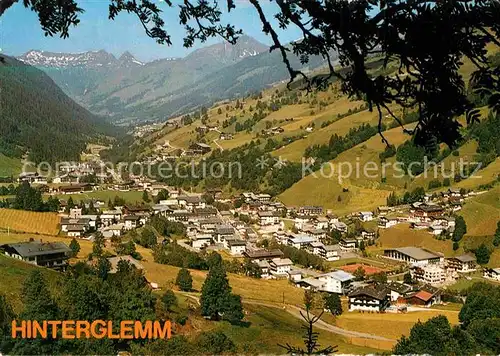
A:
[3,164,499,317]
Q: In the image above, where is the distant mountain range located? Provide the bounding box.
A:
[17,35,333,124]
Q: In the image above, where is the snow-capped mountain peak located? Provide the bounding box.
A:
[119,51,144,67]
[18,50,118,68]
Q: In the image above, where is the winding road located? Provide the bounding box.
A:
[178,292,395,342]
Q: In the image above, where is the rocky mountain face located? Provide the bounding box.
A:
[15,35,331,124]
[19,49,120,68]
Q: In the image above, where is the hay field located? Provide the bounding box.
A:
[0,209,59,235]
[370,223,459,256]
[335,310,459,341]
[459,186,500,237]
[272,109,381,162]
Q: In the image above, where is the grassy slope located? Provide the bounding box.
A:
[272,108,382,162]
[221,304,381,354]
[409,141,479,190]
[0,234,382,353]
[454,157,500,190]
[0,229,483,351]
[458,186,500,237]
[278,125,413,213]
[0,209,59,235]
[334,309,459,341]
[369,223,460,256]
[0,254,60,312]
[0,154,22,177]
[0,254,379,355]
[0,232,306,306]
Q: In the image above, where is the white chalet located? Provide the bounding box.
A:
[348,286,390,312]
[484,268,500,281]
[318,244,341,261]
[258,211,280,226]
[269,258,293,276]
[317,270,355,294]
[191,234,213,250]
[288,234,318,249]
[226,239,247,255]
[378,216,399,229]
[359,211,374,222]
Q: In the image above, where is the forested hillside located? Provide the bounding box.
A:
[19,38,334,124]
[0,56,115,165]
[132,48,500,219]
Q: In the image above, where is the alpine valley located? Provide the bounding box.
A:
[18,35,333,124]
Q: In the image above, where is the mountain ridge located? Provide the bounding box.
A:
[13,36,336,124]
[0,55,115,165]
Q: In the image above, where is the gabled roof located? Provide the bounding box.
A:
[66,224,86,232]
[271,258,293,266]
[124,215,141,221]
[289,235,317,244]
[107,255,144,273]
[178,195,202,204]
[215,225,235,235]
[450,254,476,263]
[412,290,434,302]
[323,244,341,252]
[309,241,325,248]
[1,241,71,257]
[386,282,413,295]
[227,239,246,247]
[387,247,441,260]
[244,249,284,259]
[258,211,276,217]
[349,286,389,300]
[194,142,211,148]
[301,277,325,288]
[61,217,90,225]
[320,270,355,282]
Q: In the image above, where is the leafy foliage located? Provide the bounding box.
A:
[277,245,325,271]
[305,123,379,163]
[394,315,480,356]
[69,238,80,258]
[0,182,60,212]
[7,0,500,147]
[199,256,243,323]
[395,283,500,355]
[475,243,491,265]
[175,268,193,292]
[494,221,500,247]
[452,216,467,243]
[196,331,236,354]
[161,289,178,312]
[323,293,342,317]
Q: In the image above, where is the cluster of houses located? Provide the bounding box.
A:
[2,181,498,317]
[377,188,481,237]
[19,162,113,186]
[263,126,285,136]
[60,204,150,238]
[382,246,480,286]
[241,250,446,312]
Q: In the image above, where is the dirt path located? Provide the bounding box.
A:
[177,292,395,342]
[213,139,224,151]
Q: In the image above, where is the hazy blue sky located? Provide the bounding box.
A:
[0,0,301,61]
